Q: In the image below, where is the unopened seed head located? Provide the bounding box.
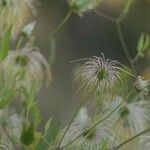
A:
[68,0,102,16]
[0,0,37,35]
[134,76,149,95]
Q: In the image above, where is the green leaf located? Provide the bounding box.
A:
[137,32,150,58]
[44,117,53,137]
[20,122,35,146]
[0,25,12,60]
[36,125,60,150]
[137,32,144,52]
[0,92,14,109]
[100,139,109,150]
[31,104,41,128]
[142,34,150,51]
[123,0,133,14]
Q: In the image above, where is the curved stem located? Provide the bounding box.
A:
[132,54,139,64]
[112,127,150,150]
[94,9,117,22]
[41,136,51,147]
[61,91,132,149]
[56,77,96,148]
[116,67,137,78]
[16,35,24,51]
[93,9,135,71]
[116,21,135,71]
[56,93,89,148]
[50,10,72,37]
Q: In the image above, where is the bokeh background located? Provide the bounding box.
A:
[32,0,150,129]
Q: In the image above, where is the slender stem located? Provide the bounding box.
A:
[112,127,150,150]
[116,21,135,70]
[95,91,104,114]
[61,92,132,149]
[2,124,19,150]
[16,35,24,51]
[41,136,51,147]
[50,10,72,37]
[116,67,137,78]
[25,108,29,121]
[94,9,117,22]
[94,9,135,70]
[56,93,89,148]
[25,36,35,48]
[132,54,139,64]
[56,77,94,148]
[118,0,133,22]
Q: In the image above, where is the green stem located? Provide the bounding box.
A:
[61,92,132,149]
[93,9,135,70]
[112,127,150,150]
[118,0,133,22]
[116,67,137,78]
[25,108,29,121]
[41,136,51,147]
[56,93,89,148]
[116,21,135,70]
[50,10,72,37]
[16,35,24,51]
[132,54,139,64]
[95,90,104,114]
[94,9,117,22]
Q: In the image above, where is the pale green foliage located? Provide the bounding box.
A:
[44,118,53,137]
[0,0,36,34]
[137,33,150,58]
[0,25,12,60]
[123,0,133,14]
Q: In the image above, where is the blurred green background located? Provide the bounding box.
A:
[32,0,150,128]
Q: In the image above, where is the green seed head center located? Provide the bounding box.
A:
[82,128,96,140]
[97,68,107,80]
[15,55,28,67]
[119,106,129,118]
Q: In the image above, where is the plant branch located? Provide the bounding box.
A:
[50,10,72,37]
[16,34,25,51]
[56,93,89,148]
[112,127,150,150]
[94,7,135,70]
[94,9,117,22]
[61,91,132,149]
[116,21,135,70]
[132,54,140,64]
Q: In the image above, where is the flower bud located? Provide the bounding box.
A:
[134,76,149,95]
[68,0,102,16]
